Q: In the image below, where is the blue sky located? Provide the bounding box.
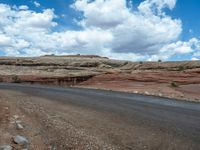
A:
[0,0,200,61]
[169,0,200,40]
[1,0,199,39]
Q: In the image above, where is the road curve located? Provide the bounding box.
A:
[0,83,200,149]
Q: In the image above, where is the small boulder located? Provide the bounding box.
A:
[13,115,19,120]
[0,145,12,150]
[13,135,28,146]
[16,123,24,130]
[48,145,57,150]
[133,91,138,94]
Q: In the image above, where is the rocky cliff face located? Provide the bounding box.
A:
[0,55,126,85]
[0,75,95,86]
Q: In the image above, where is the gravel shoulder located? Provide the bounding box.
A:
[0,90,117,149]
[0,85,200,150]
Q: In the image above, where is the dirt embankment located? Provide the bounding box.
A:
[0,55,200,101]
[79,69,200,101]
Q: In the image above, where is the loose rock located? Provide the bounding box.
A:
[16,123,24,130]
[0,145,12,150]
[13,135,28,146]
[13,115,19,120]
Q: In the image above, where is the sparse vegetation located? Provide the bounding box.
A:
[123,61,129,66]
[12,76,22,83]
[103,61,124,67]
[171,81,179,87]
[139,61,143,64]
[44,54,56,57]
[178,66,187,71]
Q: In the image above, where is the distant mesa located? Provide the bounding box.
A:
[42,54,109,59]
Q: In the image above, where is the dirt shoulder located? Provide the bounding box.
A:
[0,89,117,150]
[0,88,199,150]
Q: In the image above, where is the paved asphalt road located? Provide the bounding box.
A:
[0,83,200,149]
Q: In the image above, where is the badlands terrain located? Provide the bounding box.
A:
[0,55,200,102]
[0,55,200,150]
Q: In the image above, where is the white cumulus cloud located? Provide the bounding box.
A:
[0,0,199,61]
[19,5,29,10]
[72,0,183,59]
[0,34,12,46]
[34,1,41,7]
[138,0,177,15]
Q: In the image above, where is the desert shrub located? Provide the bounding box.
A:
[158,59,162,62]
[178,66,187,71]
[103,61,122,67]
[12,76,22,83]
[139,61,143,64]
[44,54,55,57]
[80,62,99,67]
[171,81,179,87]
[123,61,129,66]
